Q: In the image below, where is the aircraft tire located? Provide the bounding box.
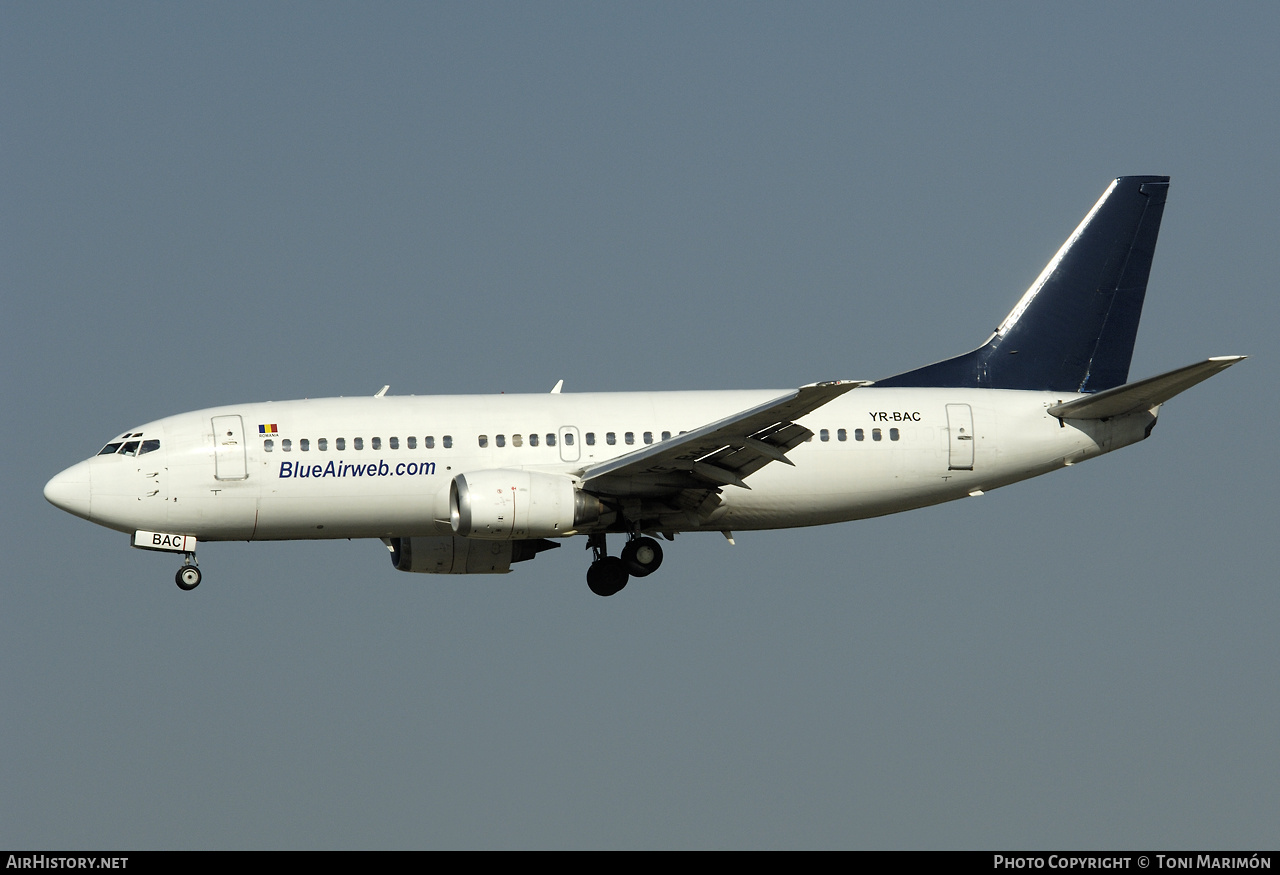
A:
[175,565,202,591]
[621,537,663,577]
[586,557,628,597]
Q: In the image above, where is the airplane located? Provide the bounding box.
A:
[44,176,1245,596]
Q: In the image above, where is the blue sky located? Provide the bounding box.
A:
[3,3,1276,848]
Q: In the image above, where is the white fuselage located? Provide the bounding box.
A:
[50,387,1155,543]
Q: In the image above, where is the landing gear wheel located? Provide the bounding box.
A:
[586,556,629,597]
[175,565,202,591]
[621,537,664,577]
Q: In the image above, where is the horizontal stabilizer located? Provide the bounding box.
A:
[1048,356,1246,420]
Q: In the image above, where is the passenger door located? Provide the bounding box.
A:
[211,415,249,480]
[945,404,975,471]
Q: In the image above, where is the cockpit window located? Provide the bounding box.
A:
[99,433,161,456]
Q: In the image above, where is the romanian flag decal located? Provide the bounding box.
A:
[259,424,278,436]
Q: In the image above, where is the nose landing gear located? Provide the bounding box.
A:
[175,553,201,591]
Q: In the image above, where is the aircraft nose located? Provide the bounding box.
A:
[45,460,92,519]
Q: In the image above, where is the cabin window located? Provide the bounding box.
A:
[872,429,882,442]
[282,439,292,452]
[625,432,635,445]
[424,436,433,449]
[890,428,900,441]
[263,440,274,452]
[336,438,346,450]
[389,437,399,450]
[512,433,523,447]
[662,431,671,441]
[820,429,830,442]
[98,443,123,455]
[407,436,417,449]
[373,437,384,450]
[318,438,328,451]
[119,441,140,456]
[606,432,616,445]
[644,431,653,444]
[837,429,847,442]
[529,433,539,447]
[300,439,310,452]
[354,437,364,450]
[139,439,160,455]
[585,432,595,446]
[546,433,556,446]
[443,435,452,449]
[496,434,506,447]
[478,435,489,448]
[564,432,574,446]
[854,429,864,442]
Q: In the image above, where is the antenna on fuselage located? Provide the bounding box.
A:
[374,385,390,397]
[550,380,564,394]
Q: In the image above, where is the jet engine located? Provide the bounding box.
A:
[449,469,603,539]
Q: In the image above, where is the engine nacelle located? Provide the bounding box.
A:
[449,469,603,539]
[388,536,561,574]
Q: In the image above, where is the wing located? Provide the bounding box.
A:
[580,380,869,529]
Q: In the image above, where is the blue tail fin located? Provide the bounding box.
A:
[877,176,1170,393]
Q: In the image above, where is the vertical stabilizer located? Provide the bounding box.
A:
[877,176,1170,392]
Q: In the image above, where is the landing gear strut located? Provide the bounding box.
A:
[175,553,201,591]
[585,534,628,597]
[585,533,666,596]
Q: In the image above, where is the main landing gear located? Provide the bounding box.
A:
[585,533,664,597]
[174,552,201,591]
